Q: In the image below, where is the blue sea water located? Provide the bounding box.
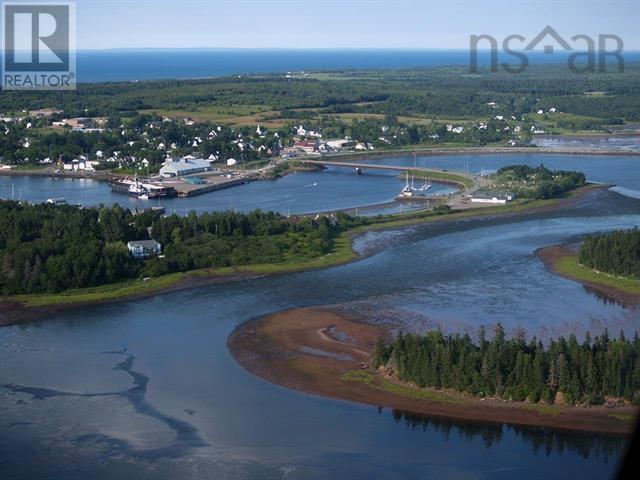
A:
[75,49,640,83]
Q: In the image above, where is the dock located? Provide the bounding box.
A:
[163,175,249,197]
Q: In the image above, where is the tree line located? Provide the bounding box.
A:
[579,228,640,279]
[0,200,361,295]
[372,324,640,406]
[2,64,639,120]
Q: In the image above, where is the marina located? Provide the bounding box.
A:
[396,172,434,200]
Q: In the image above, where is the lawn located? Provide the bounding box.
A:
[554,255,640,296]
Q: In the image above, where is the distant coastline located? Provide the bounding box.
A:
[72,50,640,83]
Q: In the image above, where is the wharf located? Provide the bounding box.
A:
[164,176,249,197]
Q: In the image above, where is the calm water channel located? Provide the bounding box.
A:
[1,153,639,479]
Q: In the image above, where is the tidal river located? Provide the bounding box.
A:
[0,166,456,216]
[1,154,639,479]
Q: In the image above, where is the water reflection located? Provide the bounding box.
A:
[390,410,628,463]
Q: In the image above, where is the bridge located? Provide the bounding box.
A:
[300,159,480,188]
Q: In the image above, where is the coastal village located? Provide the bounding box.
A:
[1,0,639,477]
[0,101,568,206]
[0,97,563,174]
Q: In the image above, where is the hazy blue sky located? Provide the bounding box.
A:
[79,0,639,50]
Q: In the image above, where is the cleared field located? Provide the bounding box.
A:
[141,104,284,127]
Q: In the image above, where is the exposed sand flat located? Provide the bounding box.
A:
[229,307,639,435]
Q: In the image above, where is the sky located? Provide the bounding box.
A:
[78,0,640,51]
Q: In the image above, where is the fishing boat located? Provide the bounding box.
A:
[109,176,177,198]
[128,179,147,197]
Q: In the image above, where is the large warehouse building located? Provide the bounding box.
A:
[160,158,212,177]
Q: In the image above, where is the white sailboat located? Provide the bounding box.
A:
[397,172,414,198]
[419,177,433,192]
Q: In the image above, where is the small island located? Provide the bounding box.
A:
[539,228,640,306]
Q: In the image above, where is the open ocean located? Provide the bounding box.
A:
[75,49,640,83]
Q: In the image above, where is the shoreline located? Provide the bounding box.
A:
[228,307,638,435]
[537,245,640,307]
[0,184,608,326]
[323,145,640,162]
[0,168,115,182]
[1,144,638,182]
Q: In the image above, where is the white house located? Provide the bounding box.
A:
[226,158,237,166]
[127,240,162,259]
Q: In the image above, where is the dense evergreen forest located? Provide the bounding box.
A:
[579,228,640,279]
[0,200,360,295]
[372,325,640,406]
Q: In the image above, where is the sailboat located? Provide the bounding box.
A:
[397,172,414,198]
[419,177,433,192]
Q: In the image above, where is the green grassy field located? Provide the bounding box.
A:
[553,255,640,296]
[407,169,474,189]
[140,105,286,127]
[342,370,465,405]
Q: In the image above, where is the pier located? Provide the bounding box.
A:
[163,175,249,197]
